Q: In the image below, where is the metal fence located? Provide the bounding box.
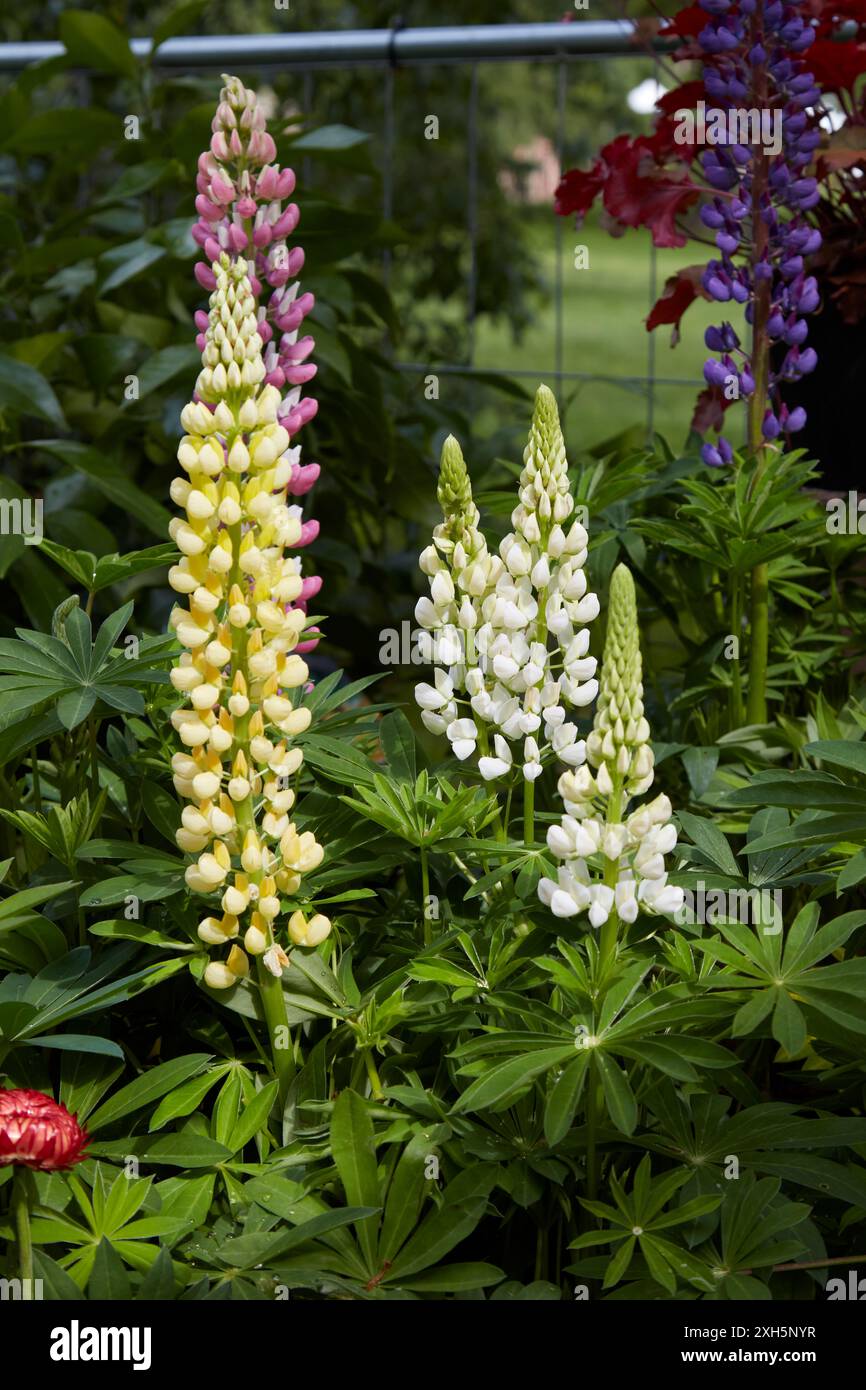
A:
[0,21,714,440]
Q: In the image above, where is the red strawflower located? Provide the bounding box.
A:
[0,1089,89,1171]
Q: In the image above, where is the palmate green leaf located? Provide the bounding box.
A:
[86,1053,212,1131]
[395,1263,504,1293]
[838,848,866,890]
[0,601,149,734]
[87,1238,132,1301]
[383,1167,496,1284]
[742,812,866,855]
[57,687,97,730]
[677,811,741,877]
[149,1067,226,1130]
[32,1252,86,1301]
[596,1052,638,1136]
[330,1089,381,1273]
[88,919,193,950]
[723,770,866,812]
[135,1246,176,1301]
[804,739,866,777]
[0,677,67,729]
[60,1050,124,1123]
[451,1045,575,1115]
[0,879,77,922]
[378,1129,441,1266]
[772,989,808,1054]
[90,1134,232,1169]
[227,1079,279,1154]
[732,989,775,1036]
[379,709,417,783]
[23,1033,124,1058]
[543,1051,590,1147]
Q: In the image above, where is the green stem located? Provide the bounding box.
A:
[729,573,745,729]
[597,910,620,983]
[12,1169,34,1295]
[420,844,431,946]
[746,562,769,725]
[88,717,99,798]
[364,1048,384,1101]
[585,1060,600,1205]
[523,778,535,847]
[30,747,42,813]
[476,725,506,842]
[597,779,623,983]
[256,958,295,1105]
[502,786,512,843]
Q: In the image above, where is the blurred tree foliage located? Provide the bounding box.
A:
[0,1,661,689]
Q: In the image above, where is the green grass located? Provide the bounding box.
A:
[473,213,739,452]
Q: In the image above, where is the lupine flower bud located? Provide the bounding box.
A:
[539,564,683,928]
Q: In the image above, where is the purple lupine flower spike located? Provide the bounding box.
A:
[695,0,821,466]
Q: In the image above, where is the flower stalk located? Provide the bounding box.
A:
[168,252,328,1098]
[540,563,684,954]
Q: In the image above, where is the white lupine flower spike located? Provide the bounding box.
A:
[415,385,599,844]
[539,562,684,965]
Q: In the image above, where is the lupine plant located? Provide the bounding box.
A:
[2,48,866,1312]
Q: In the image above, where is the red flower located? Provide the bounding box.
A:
[0,1089,89,1171]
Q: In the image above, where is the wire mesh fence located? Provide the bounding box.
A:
[0,20,708,446]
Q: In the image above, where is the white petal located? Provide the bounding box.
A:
[478,757,511,780]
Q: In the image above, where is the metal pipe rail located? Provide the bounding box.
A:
[0,21,674,73]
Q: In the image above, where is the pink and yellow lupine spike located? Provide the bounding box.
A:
[168,252,328,996]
